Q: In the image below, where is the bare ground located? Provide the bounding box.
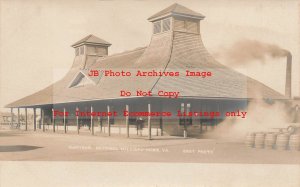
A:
[0,129,300,164]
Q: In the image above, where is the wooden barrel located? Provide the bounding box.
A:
[245,133,256,148]
[265,133,277,149]
[255,133,265,148]
[287,126,296,134]
[289,134,300,151]
[276,133,289,150]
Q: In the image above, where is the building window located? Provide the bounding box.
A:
[179,103,192,126]
[179,103,185,126]
[75,48,79,56]
[174,19,185,31]
[153,21,161,34]
[174,18,199,33]
[80,46,84,55]
[69,72,93,88]
[162,18,171,32]
[186,103,192,125]
[186,20,198,33]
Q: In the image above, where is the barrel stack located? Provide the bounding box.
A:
[254,133,265,148]
[245,125,300,151]
[289,134,300,151]
[276,133,290,150]
[265,133,277,149]
[245,132,256,148]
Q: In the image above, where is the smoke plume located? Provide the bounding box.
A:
[205,40,292,140]
[204,100,291,140]
[215,39,289,65]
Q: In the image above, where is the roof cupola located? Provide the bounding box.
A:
[148,3,205,35]
[71,34,111,57]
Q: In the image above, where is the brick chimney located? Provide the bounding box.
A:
[285,52,292,98]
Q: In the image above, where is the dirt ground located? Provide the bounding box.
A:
[0,129,300,164]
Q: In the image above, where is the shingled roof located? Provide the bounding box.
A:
[6,4,285,108]
[71,34,111,47]
[148,3,205,21]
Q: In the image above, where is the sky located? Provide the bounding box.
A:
[0,0,299,111]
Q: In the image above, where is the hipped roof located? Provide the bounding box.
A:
[71,34,111,47]
[148,3,205,21]
[6,4,285,108]
[6,32,285,108]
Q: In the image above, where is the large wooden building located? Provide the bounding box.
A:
[6,4,286,137]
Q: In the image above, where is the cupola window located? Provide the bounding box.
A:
[75,48,79,56]
[153,21,161,34]
[162,18,171,32]
[80,46,85,55]
[174,18,199,33]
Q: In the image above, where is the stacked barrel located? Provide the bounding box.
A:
[276,133,289,150]
[265,133,277,149]
[245,125,300,151]
[245,132,255,148]
[254,133,265,148]
[289,134,300,151]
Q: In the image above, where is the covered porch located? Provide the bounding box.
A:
[8,97,248,138]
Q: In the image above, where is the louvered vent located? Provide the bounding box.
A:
[186,20,198,33]
[174,19,185,31]
[153,21,161,34]
[163,18,171,32]
[174,18,199,34]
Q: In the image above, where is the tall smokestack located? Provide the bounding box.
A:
[285,52,292,98]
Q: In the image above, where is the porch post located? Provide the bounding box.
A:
[91,105,94,135]
[148,103,151,140]
[76,107,79,134]
[39,108,41,129]
[25,108,28,131]
[64,107,66,133]
[17,108,20,129]
[33,108,36,131]
[52,108,55,132]
[126,105,129,138]
[99,116,102,133]
[107,105,110,136]
[216,101,220,128]
[41,108,45,132]
[103,117,105,133]
[10,108,13,127]
[200,104,202,133]
[159,102,163,136]
[200,120,203,133]
[159,116,163,136]
[212,103,215,129]
[181,103,187,138]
